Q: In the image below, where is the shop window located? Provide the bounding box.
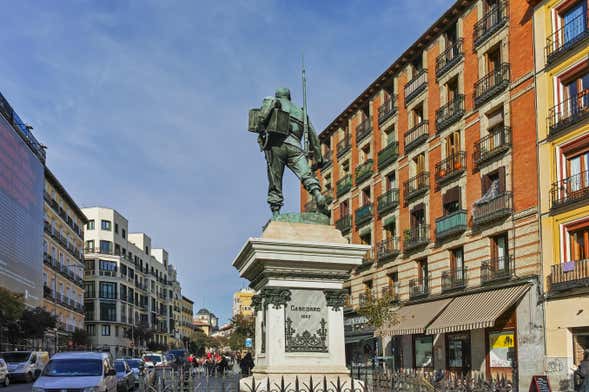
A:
[447,332,471,373]
[443,186,461,215]
[488,330,515,370]
[414,335,434,368]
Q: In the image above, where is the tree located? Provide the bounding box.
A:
[0,288,24,325]
[189,328,212,356]
[227,314,254,351]
[356,291,400,331]
[21,308,56,339]
[71,328,90,347]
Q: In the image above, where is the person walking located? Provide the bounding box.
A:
[240,352,254,377]
[575,350,589,392]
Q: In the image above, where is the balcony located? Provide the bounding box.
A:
[409,278,429,300]
[474,63,510,107]
[381,286,400,304]
[473,126,511,168]
[321,153,332,170]
[546,12,589,65]
[404,69,428,104]
[404,172,429,202]
[336,175,352,197]
[404,121,429,153]
[436,39,464,78]
[473,1,508,47]
[403,225,430,252]
[355,204,372,228]
[378,95,398,124]
[378,141,399,170]
[335,214,352,234]
[550,170,589,210]
[44,192,84,240]
[358,249,376,271]
[441,268,467,292]
[359,290,377,307]
[547,90,589,137]
[473,192,513,226]
[549,259,589,292]
[376,238,400,262]
[337,138,351,158]
[355,159,373,185]
[481,256,513,284]
[435,210,467,241]
[378,188,400,216]
[436,95,465,131]
[435,152,466,184]
[355,118,372,144]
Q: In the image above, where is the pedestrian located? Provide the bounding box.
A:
[240,352,254,377]
[575,349,589,392]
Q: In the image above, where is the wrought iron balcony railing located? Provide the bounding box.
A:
[378,188,399,216]
[442,267,468,292]
[473,1,508,47]
[546,11,589,64]
[481,256,513,284]
[404,69,428,104]
[474,63,510,107]
[473,192,513,226]
[381,285,401,304]
[359,289,377,307]
[404,172,429,202]
[473,126,511,167]
[355,118,372,143]
[549,259,589,292]
[378,141,399,170]
[435,210,467,241]
[435,152,466,184]
[409,278,429,299]
[376,237,400,262]
[336,174,352,197]
[403,225,430,252]
[550,170,589,210]
[335,214,352,234]
[355,204,372,227]
[436,39,464,78]
[337,138,351,158]
[355,159,373,185]
[378,95,398,124]
[404,121,429,153]
[436,95,465,131]
[547,89,589,137]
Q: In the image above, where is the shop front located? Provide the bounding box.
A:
[344,313,377,368]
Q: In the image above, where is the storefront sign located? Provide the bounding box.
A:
[489,331,515,368]
[284,289,328,352]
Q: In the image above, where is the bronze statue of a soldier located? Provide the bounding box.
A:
[249,87,327,217]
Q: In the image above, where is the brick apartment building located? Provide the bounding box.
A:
[302,0,543,388]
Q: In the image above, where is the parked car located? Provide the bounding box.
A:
[0,359,9,387]
[0,351,49,382]
[142,353,166,368]
[32,352,117,392]
[166,349,188,367]
[124,359,147,387]
[114,360,134,392]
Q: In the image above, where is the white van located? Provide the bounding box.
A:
[0,351,49,382]
[32,352,117,392]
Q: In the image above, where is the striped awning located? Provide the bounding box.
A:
[380,298,452,336]
[425,284,530,335]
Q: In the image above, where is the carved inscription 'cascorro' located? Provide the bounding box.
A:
[284,290,328,352]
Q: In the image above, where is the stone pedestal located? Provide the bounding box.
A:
[233,218,369,386]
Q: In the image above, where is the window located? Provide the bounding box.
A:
[447,332,471,370]
[486,45,501,74]
[360,232,371,246]
[361,144,371,162]
[85,240,94,251]
[560,2,588,46]
[362,186,371,206]
[569,224,589,260]
[443,187,461,215]
[412,55,423,74]
[99,260,117,271]
[87,220,95,230]
[86,324,96,336]
[410,204,426,230]
[445,131,460,157]
[101,220,112,231]
[412,102,424,126]
[339,200,349,217]
[414,153,426,176]
[446,77,459,102]
[145,246,149,254]
[417,259,428,288]
[414,335,433,368]
[488,330,515,368]
[573,328,589,365]
[99,282,117,299]
[451,247,465,280]
[114,223,119,234]
[491,233,509,270]
[482,167,506,195]
[100,302,116,321]
[99,241,112,254]
[563,138,589,193]
[101,325,111,336]
[114,244,121,256]
[384,124,396,146]
[122,229,126,239]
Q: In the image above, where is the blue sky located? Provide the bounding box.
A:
[1,0,453,322]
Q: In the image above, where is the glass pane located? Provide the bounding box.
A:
[488,331,515,368]
[563,3,585,44]
[414,337,433,368]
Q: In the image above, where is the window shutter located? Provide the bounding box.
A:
[443,186,461,206]
[498,166,506,193]
[481,174,491,194]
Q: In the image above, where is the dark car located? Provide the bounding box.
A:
[114,359,134,392]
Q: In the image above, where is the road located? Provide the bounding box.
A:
[4,381,32,392]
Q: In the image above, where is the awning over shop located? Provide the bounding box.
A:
[345,334,376,344]
[425,284,530,335]
[380,298,452,336]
